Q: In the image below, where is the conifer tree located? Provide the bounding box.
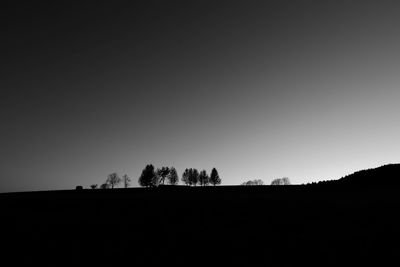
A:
[209,168,221,186]
[168,167,179,185]
[189,168,199,186]
[182,168,190,185]
[199,170,209,186]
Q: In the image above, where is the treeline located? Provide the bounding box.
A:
[89,173,131,189]
[87,164,221,189]
[241,177,291,186]
[139,164,221,187]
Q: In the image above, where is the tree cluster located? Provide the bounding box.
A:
[139,165,180,187]
[86,165,221,189]
[270,177,291,185]
[240,177,291,186]
[139,165,221,187]
[89,173,131,190]
[241,179,264,186]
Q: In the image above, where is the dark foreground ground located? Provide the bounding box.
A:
[1,185,400,266]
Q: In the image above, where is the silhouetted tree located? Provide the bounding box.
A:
[90,184,98,189]
[122,174,131,188]
[271,178,280,185]
[271,177,291,185]
[209,168,221,186]
[106,172,121,189]
[100,183,109,189]
[189,168,199,186]
[282,177,290,185]
[199,170,209,186]
[241,179,264,186]
[156,167,170,185]
[182,168,190,186]
[139,164,157,187]
[168,167,179,185]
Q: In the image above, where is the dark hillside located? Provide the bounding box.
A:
[1,170,400,266]
[306,164,400,191]
[335,163,400,187]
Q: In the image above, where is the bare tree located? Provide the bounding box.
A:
[122,174,131,188]
[241,179,264,186]
[106,173,121,189]
[271,178,281,185]
[271,177,291,185]
[100,183,110,189]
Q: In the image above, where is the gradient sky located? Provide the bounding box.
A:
[2,1,400,192]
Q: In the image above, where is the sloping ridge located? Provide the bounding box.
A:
[335,163,400,188]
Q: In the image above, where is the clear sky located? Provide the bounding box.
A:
[2,1,400,192]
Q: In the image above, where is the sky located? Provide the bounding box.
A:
[2,0,400,192]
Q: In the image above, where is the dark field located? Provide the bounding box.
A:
[1,183,400,266]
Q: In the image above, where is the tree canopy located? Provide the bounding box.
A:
[139,164,157,187]
[199,170,209,186]
[156,167,170,185]
[168,167,179,185]
[189,168,199,186]
[182,168,190,185]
